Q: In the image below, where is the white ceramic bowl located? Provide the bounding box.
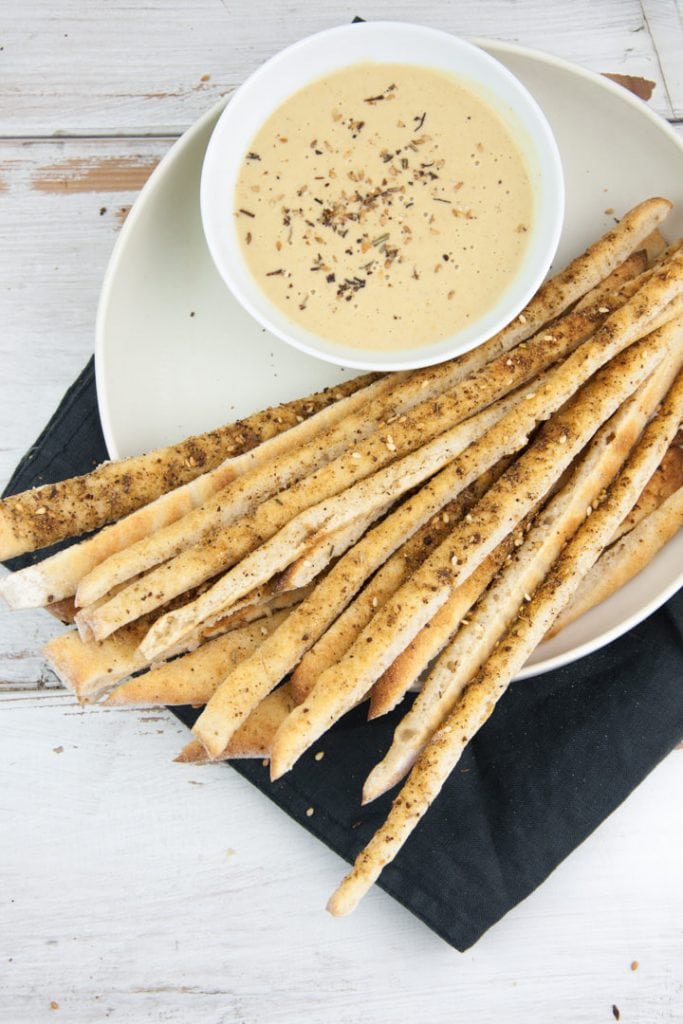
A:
[200,22,564,370]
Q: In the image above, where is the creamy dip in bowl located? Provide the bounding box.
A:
[201,22,564,370]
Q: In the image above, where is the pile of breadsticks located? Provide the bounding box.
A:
[1,197,682,916]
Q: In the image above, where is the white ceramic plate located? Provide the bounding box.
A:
[96,38,683,679]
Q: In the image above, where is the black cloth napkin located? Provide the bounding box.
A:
[3,359,683,950]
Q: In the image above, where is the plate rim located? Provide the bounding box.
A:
[94,34,683,680]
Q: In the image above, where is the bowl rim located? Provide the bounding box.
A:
[200,20,565,371]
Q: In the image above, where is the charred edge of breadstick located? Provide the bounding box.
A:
[174,684,297,762]
[363,350,683,801]
[328,367,683,917]
[609,443,683,544]
[141,387,528,662]
[0,373,381,562]
[288,469,508,703]
[102,612,290,706]
[367,529,523,720]
[548,485,683,638]
[0,376,393,611]
[267,321,680,780]
[45,597,77,624]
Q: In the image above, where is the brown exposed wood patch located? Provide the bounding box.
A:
[32,156,160,194]
[602,73,656,102]
[116,204,132,228]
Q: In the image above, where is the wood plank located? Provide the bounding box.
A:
[0,689,681,1023]
[641,0,683,117]
[0,0,673,135]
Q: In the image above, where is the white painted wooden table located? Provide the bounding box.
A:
[1,3,682,1022]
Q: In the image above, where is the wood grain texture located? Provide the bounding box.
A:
[1,4,682,1020]
[0,0,678,136]
[0,691,681,1024]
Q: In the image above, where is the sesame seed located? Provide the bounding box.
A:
[351,451,362,460]
[559,434,568,444]
[306,807,315,817]
[371,596,378,608]
[525,392,536,400]
[314,751,325,762]
[442,512,450,524]
[543,334,555,341]
[34,506,47,515]
[598,306,610,314]
[465,513,474,523]
[518,313,527,323]
[524,593,532,602]
[505,358,514,366]
[586,505,593,516]
[260,626,268,636]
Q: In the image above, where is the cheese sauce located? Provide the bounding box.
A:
[234,62,533,350]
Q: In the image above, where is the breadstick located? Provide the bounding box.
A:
[328,366,683,917]
[363,348,683,800]
[139,386,532,658]
[74,294,619,635]
[288,477,503,702]
[0,373,391,607]
[549,485,683,637]
[194,303,682,760]
[573,249,648,311]
[102,615,289,706]
[610,443,683,543]
[79,364,496,608]
[54,211,679,622]
[100,256,683,648]
[180,465,510,756]
[64,231,680,636]
[267,321,679,778]
[367,532,520,720]
[44,595,297,703]
[0,372,380,562]
[174,685,297,762]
